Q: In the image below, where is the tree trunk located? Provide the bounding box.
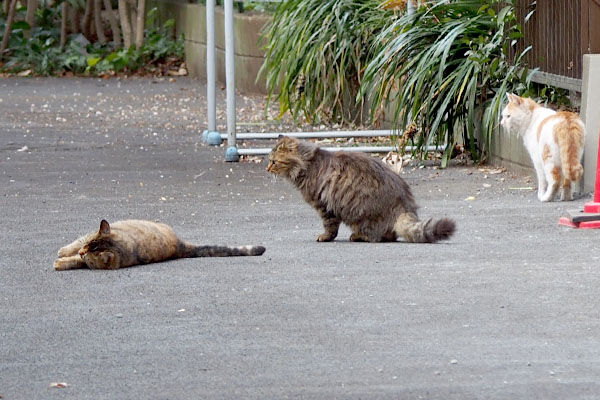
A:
[25,0,38,38]
[82,0,93,39]
[103,0,121,49]
[94,0,106,44]
[118,0,132,48]
[0,0,18,60]
[128,0,137,45]
[69,4,80,34]
[60,1,68,48]
[134,0,145,49]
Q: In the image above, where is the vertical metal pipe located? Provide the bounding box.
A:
[224,0,239,161]
[206,0,216,133]
[204,0,221,145]
[407,0,415,15]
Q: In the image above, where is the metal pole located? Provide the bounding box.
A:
[237,145,446,156]
[204,0,221,145]
[407,0,415,15]
[220,130,400,140]
[224,0,239,161]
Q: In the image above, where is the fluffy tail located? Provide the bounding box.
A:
[179,244,266,258]
[555,112,584,182]
[393,212,455,243]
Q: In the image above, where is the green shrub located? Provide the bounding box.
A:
[360,0,534,164]
[0,6,184,76]
[260,0,383,125]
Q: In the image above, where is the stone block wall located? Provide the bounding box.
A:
[151,0,270,94]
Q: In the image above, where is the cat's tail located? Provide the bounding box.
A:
[179,243,266,258]
[555,114,585,182]
[393,212,455,243]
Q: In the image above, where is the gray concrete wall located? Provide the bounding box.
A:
[581,54,600,192]
[489,121,534,175]
[151,0,270,94]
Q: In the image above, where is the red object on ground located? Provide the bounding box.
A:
[558,127,600,229]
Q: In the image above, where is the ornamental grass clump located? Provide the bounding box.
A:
[259,0,383,125]
[360,0,534,164]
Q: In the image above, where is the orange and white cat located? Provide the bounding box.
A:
[501,93,585,202]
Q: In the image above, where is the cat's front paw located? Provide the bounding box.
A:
[57,246,72,258]
[53,259,69,271]
[54,255,85,271]
[317,233,335,242]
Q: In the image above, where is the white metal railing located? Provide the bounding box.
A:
[202,0,444,161]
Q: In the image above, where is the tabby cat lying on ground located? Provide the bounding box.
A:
[54,219,266,270]
[267,136,455,243]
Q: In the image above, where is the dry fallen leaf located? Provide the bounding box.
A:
[50,382,68,388]
[382,152,407,175]
[509,187,534,191]
[478,167,506,175]
[241,155,263,164]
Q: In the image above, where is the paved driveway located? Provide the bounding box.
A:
[1,77,599,399]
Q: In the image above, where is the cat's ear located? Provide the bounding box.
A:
[99,219,111,235]
[508,93,524,105]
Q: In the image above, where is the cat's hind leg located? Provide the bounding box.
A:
[561,178,573,201]
[54,255,87,271]
[540,162,561,202]
[349,221,386,242]
[349,231,369,242]
[533,162,548,201]
[316,208,341,242]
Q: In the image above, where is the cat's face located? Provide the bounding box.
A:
[79,242,118,269]
[501,93,536,132]
[79,220,120,269]
[267,137,303,178]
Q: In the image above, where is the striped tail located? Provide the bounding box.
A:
[555,112,585,183]
[393,212,455,243]
[180,244,266,258]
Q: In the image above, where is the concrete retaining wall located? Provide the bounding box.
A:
[581,55,600,192]
[151,0,270,94]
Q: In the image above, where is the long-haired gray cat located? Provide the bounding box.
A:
[267,136,455,243]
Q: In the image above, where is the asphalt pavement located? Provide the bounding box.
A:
[1,77,600,399]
